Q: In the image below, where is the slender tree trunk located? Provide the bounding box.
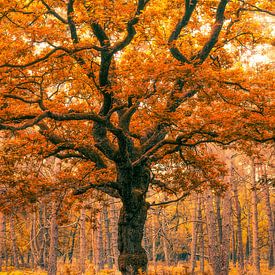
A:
[261,165,274,269]
[205,190,221,275]
[160,212,170,267]
[103,203,113,269]
[110,199,119,270]
[197,197,204,274]
[220,192,232,275]
[30,211,39,268]
[231,162,244,272]
[10,214,19,269]
[42,203,49,269]
[231,223,237,267]
[48,201,58,275]
[0,212,5,271]
[245,187,251,262]
[151,214,157,271]
[251,159,260,274]
[205,189,232,275]
[190,195,198,274]
[79,207,86,274]
[91,223,98,272]
[96,211,104,271]
[69,218,79,263]
[215,196,223,244]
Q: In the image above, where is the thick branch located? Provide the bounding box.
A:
[41,0,67,24]
[169,0,198,63]
[67,0,79,44]
[196,0,229,64]
[73,181,121,198]
[112,0,150,54]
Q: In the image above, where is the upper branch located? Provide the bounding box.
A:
[41,0,68,24]
[168,0,198,64]
[112,0,150,54]
[195,0,229,64]
[67,0,79,44]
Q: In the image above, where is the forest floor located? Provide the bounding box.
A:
[0,262,274,274]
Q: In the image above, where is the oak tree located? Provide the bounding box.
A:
[0,0,274,273]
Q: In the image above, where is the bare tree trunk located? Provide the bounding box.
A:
[0,212,5,271]
[190,195,198,274]
[42,203,49,269]
[103,203,113,269]
[48,201,58,275]
[79,207,86,274]
[10,214,19,269]
[160,214,170,266]
[69,218,78,263]
[231,162,244,272]
[197,197,204,274]
[231,223,237,267]
[110,199,119,270]
[220,192,232,275]
[261,165,274,269]
[30,211,39,268]
[151,214,157,271]
[251,159,260,274]
[91,223,98,272]
[245,187,251,262]
[97,211,105,271]
[205,190,221,275]
[215,196,223,244]
[205,189,232,275]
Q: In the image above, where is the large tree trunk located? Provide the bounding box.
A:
[117,164,150,274]
[118,200,149,275]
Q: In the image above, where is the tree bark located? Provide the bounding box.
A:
[0,212,6,271]
[10,214,19,269]
[79,207,86,274]
[190,195,198,274]
[197,196,204,274]
[151,214,157,271]
[103,203,113,269]
[205,189,232,275]
[110,198,119,270]
[261,165,274,269]
[118,201,149,275]
[117,164,150,275]
[231,161,244,272]
[220,192,232,275]
[97,211,104,271]
[205,190,221,275]
[48,200,58,275]
[251,159,260,274]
